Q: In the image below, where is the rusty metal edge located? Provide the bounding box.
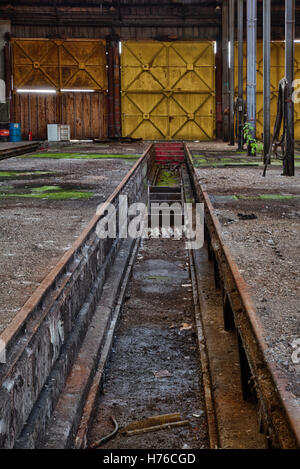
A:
[184,144,300,448]
[0,142,41,160]
[188,248,219,449]
[0,144,153,350]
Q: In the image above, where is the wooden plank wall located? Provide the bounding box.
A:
[61,92,107,140]
[13,92,107,140]
[13,92,58,140]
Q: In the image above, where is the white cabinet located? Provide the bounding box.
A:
[47,124,70,141]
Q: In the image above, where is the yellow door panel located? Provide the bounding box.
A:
[12,39,107,91]
[121,41,215,140]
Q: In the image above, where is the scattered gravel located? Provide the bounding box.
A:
[0,155,136,335]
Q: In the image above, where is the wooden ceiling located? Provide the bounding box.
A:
[0,1,298,40]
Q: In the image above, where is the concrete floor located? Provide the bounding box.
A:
[0,151,137,334]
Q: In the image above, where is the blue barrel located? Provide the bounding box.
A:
[9,123,21,142]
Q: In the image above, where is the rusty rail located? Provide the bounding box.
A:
[184,144,300,449]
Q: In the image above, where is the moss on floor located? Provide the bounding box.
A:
[259,194,295,200]
[0,191,93,200]
[0,184,93,200]
[0,170,52,178]
[20,153,139,160]
[156,169,180,187]
[31,185,61,193]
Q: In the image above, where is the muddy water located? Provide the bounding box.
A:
[88,237,208,450]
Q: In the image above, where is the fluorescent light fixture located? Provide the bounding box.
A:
[119,41,122,54]
[214,41,217,54]
[228,41,231,68]
[60,89,96,92]
[17,89,56,93]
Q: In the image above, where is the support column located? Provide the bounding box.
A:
[246,0,257,155]
[263,0,271,162]
[107,39,122,138]
[284,0,295,176]
[107,41,115,138]
[229,0,235,146]
[112,41,122,138]
[0,21,11,122]
[222,0,230,141]
[237,0,244,150]
[216,40,223,139]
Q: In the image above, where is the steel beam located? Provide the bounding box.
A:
[113,40,122,138]
[284,0,295,176]
[216,40,223,139]
[107,41,115,138]
[263,0,271,162]
[237,0,244,150]
[246,0,257,155]
[222,0,229,141]
[107,39,122,138]
[229,0,235,146]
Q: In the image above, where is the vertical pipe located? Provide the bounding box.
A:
[263,0,271,163]
[229,0,235,146]
[107,40,115,138]
[112,40,122,138]
[237,0,244,150]
[222,0,229,141]
[4,39,12,120]
[246,0,257,155]
[284,0,295,176]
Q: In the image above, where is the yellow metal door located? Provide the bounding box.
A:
[121,41,215,140]
[11,39,107,91]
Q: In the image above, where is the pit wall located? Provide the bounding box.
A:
[0,144,153,449]
[184,145,300,449]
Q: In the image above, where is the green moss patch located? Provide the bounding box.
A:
[0,183,93,200]
[259,194,295,200]
[156,169,180,187]
[31,185,61,193]
[0,190,93,200]
[0,170,52,178]
[20,153,139,160]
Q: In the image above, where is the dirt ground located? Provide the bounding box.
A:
[0,154,137,335]
[195,165,300,399]
[88,237,208,450]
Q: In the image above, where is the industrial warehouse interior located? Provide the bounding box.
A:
[0,0,299,455]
